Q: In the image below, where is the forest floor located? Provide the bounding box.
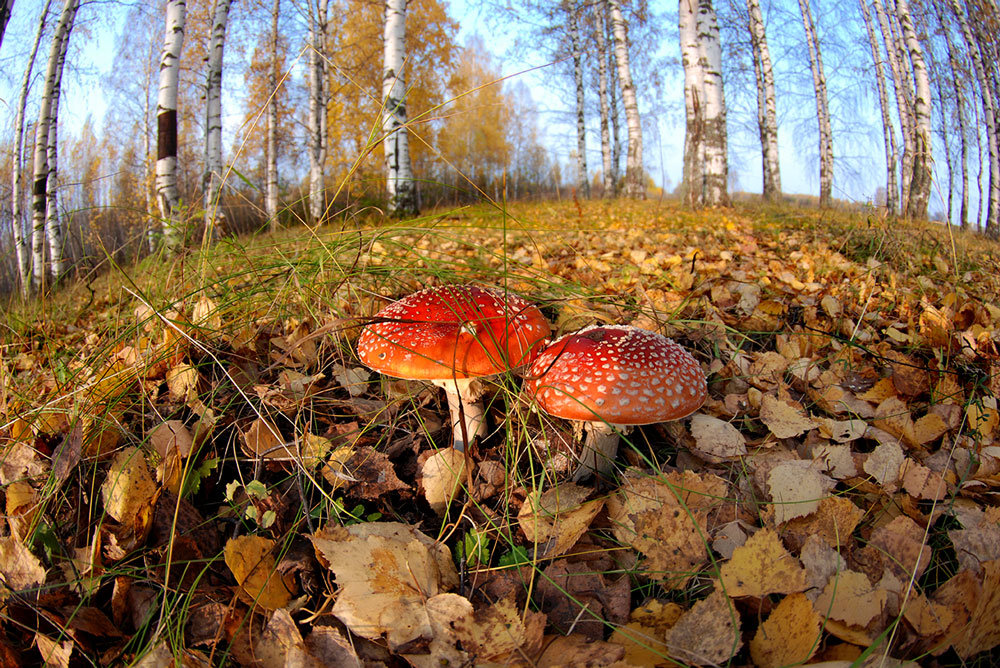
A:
[2,198,1000,667]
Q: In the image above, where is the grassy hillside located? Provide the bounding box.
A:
[2,199,999,666]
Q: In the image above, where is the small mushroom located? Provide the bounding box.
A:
[357,284,551,450]
[525,324,707,480]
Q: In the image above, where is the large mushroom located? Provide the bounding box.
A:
[525,324,707,480]
[357,285,551,450]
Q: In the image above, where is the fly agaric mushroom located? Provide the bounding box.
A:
[525,324,706,480]
[357,285,551,450]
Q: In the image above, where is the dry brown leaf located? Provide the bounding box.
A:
[534,634,626,667]
[535,557,630,640]
[241,417,285,459]
[6,480,38,542]
[809,442,858,479]
[749,593,822,668]
[767,460,833,524]
[902,593,955,637]
[35,634,73,668]
[813,570,886,627]
[860,377,898,403]
[610,622,670,667]
[760,394,817,439]
[456,596,545,663]
[310,522,458,649]
[689,414,747,461]
[224,535,297,611]
[665,589,742,665]
[191,294,221,332]
[421,448,468,516]
[954,559,1000,658]
[0,440,48,485]
[719,528,807,597]
[101,447,157,527]
[950,517,1000,576]
[518,482,602,558]
[864,440,904,487]
[874,396,917,447]
[166,363,199,402]
[901,460,948,501]
[817,417,867,444]
[870,515,931,580]
[0,537,46,595]
[784,495,864,549]
[607,471,727,589]
[912,412,949,445]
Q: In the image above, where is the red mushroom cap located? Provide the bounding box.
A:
[357,285,551,380]
[525,325,706,424]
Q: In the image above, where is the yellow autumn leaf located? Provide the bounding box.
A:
[224,535,296,611]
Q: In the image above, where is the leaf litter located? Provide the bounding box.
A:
[1,200,1000,664]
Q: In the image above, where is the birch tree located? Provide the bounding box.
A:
[797,0,833,208]
[860,0,899,215]
[30,0,79,292]
[569,1,589,198]
[44,0,77,283]
[949,0,998,234]
[264,0,280,228]
[934,0,970,227]
[307,0,329,223]
[383,0,418,216]
[680,0,728,207]
[203,0,232,243]
[606,0,643,199]
[895,0,932,218]
[156,0,186,251]
[10,0,52,296]
[873,0,913,207]
[745,0,780,201]
[593,4,613,198]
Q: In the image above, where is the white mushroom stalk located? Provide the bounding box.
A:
[431,377,487,451]
[572,420,627,481]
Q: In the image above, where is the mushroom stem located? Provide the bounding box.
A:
[572,421,628,482]
[431,377,488,451]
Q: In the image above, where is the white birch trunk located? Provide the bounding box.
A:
[746,0,780,201]
[873,0,913,209]
[45,0,77,283]
[861,0,899,215]
[156,0,186,251]
[698,0,728,206]
[308,0,329,223]
[895,0,932,219]
[950,0,999,235]
[797,0,833,208]
[202,0,232,243]
[680,0,706,207]
[594,6,613,198]
[606,6,621,193]
[383,0,418,215]
[11,0,52,296]
[30,0,78,293]
[936,1,969,227]
[266,0,279,229]
[607,0,643,199]
[570,2,589,198]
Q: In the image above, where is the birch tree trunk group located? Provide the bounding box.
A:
[570,2,590,198]
[680,0,728,208]
[797,0,833,208]
[745,0,780,201]
[30,0,79,292]
[607,0,644,199]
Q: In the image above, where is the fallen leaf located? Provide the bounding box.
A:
[666,589,742,665]
[813,570,886,627]
[767,460,833,524]
[720,528,808,597]
[518,482,603,558]
[166,363,200,402]
[760,394,817,439]
[534,634,625,666]
[689,414,747,461]
[0,537,46,595]
[954,559,1000,658]
[421,448,468,516]
[224,535,296,611]
[101,447,157,527]
[870,515,931,580]
[864,440,904,486]
[310,522,458,649]
[749,593,822,668]
[784,495,864,549]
